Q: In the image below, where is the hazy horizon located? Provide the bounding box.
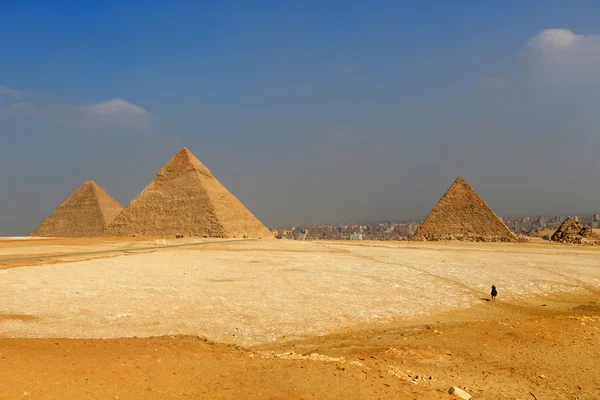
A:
[2,2,600,235]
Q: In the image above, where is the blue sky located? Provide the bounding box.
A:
[2,1,600,234]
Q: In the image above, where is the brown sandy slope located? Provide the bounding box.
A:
[30,181,123,237]
[0,293,598,399]
[105,148,272,239]
[412,177,517,242]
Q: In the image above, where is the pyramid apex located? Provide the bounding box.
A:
[449,177,475,190]
[81,180,103,192]
[158,147,213,178]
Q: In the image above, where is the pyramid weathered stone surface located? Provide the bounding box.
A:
[551,217,598,244]
[31,181,124,237]
[104,148,273,238]
[411,177,517,242]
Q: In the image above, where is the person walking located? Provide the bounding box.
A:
[491,284,498,301]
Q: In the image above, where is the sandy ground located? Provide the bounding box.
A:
[1,239,599,345]
[1,238,600,399]
[0,237,227,265]
[1,296,599,399]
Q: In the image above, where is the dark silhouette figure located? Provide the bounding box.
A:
[491,285,498,301]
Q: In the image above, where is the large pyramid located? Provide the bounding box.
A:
[31,180,124,237]
[411,177,517,242]
[104,148,273,238]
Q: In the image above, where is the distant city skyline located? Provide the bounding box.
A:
[272,213,600,241]
[271,212,600,227]
[2,2,600,235]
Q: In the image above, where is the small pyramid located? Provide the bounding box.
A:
[550,217,596,244]
[411,177,517,242]
[31,181,124,237]
[551,217,583,241]
[104,148,273,238]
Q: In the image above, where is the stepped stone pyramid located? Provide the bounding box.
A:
[411,177,517,242]
[31,181,124,237]
[104,148,273,238]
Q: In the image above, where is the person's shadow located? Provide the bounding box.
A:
[479,298,491,302]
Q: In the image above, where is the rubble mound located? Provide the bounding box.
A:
[105,148,273,239]
[580,225,595,239]
[551,218,597,244]
[411,177,517,242]
[31,181,124,237]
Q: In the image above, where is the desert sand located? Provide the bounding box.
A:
[1,238,599,399]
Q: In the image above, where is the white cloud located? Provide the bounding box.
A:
[525,29,581,51]
[80,98,149,117]
[0,86,21,98]
[0,88,152,128]
[78,98,152,127]
[520,29,600,85]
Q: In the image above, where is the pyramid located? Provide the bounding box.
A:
[31,181,124,237]
[411,177,517,242]
[551,217,597,244]
[104,148,273,238]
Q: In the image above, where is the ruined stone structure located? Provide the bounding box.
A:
[411,177,517,242]
[105,148,273,238]
[551,217,597,244]
[31,181,124,237]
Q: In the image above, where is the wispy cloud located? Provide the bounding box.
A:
[0,86,21,98]
[1,102,39,119]
[0,87,152,128]
[78,98,152,128]
[80,98,148,116]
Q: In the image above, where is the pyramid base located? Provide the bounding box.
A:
[411,234,519,243]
